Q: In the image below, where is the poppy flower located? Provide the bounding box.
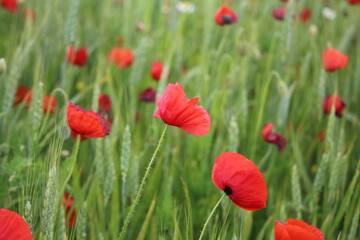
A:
[98,93,112,113]
[139,87,156,102]
[43,95,57,114]
[0,208,34,240]
[1,0,17,13]
[300,8,311,23]
[14,86,33,106]
[214,5,238,25]
[274,219,324,240]
[322,48,348,72]
[62,193,76,227]
[212,152,268,211]
[150,61,169,81]
[67,46,88,67]
[348,0,360,4]
[67,102,111,139]
[262,123,287,152]
[108,47,134,68]
[23,8,36,22]
[273,6,286,21]
[323,94,346,118]
[153,82,211,136]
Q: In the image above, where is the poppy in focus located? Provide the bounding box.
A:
[274,219,324,240]
[108,47,134,68]
[348,0,360,4]
[262,123,287,152]
[98,94,112,113]
[150,61,168,81]
[0,208,34,240]
[62,193,76,227]
[154,82,211,136]
[212,152,268,211]
[139,87,156,102]
[214,5,238,25]
[323,94,346,118]
[300,8,312,23]
[67,102,111,139]
[1,0,17,13]
[322,48,348,72]
[67,46,88,67]
[273,6,286,21]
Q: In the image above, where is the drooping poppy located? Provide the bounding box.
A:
[262,123,287,152]
[274,219,324,240]
[67,102,111,139]
[1,0,17,13]
[67,46,88,67]
[139,87,156,102]
[153,82,211,136]
[108,47,134,68]
[0,208,34,240]
[43,95,57,114]
[62,193,76,227]
[98,93,112,113]
[322,48,348,72]
[212,152,268,211]
[214,5,238,25]
[300,8,312,23]
[323,94,346,118]
[150,61,168,81]
[273,6,286,21]
[14,86,33,106]
[348,0,360,4]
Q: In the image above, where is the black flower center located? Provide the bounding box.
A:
[221,15,233,24]
[224,185,233,195]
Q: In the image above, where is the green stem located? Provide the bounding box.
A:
[198,194,226,240]
[118,124,168,240]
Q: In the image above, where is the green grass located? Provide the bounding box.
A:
[0,0,359,239]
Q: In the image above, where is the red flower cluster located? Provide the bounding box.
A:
[139,87,156,102]
[323,94,346,118]
[262,123,287,152]
[154,83,211,136]
[67,46,88,67]
[1,0,17,13]
[62,193,76,227]
[274,219,324,240]
[0,208,34,240]
[212,152,268,211]
[322,48,348,72]
[108,47,134,68]
[214,5,238,26]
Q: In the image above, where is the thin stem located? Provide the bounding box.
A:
[118,124,168,240]
[198,193,226,240]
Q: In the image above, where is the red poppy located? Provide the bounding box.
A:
[108,47,134,68]
[273,6,286,21]
[1,0,17,13]
[348,0,360,4]
[139,87,156,102]
[274,219,324,240]
[43,95,57,114]
[67,102,111,139]
[67,46,88,67]
[300,8,311,23]
[14,86,33,106]
[0,208,34,240]
[323,94,346,118]
[262,123,287,152]
[150,61,169,81]
[23,8,36,22]
[98,94,112,113]
[212,152,268,211]
[62,193,76,227]
[153,82,211,136]
[214,5,238,25]
[322,48,348,72]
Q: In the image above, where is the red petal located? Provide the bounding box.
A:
[1,0,17,13]
[286,219,324,240]
[211,152,268,211]
[14,86,33,105]
[214,5,238,25]
[274,221,291,240]
[0,209,34,240]
[262,123,274,141]
[108,47,134,68]
[43,95,57,114]
[322,48,348,72]
[62,193,76,227]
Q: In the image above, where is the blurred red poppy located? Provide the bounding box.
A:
[317,129,325,142]
[43,95,57,114]
[67,102,111,139]
[348,0,360,4]
[98,93,112,113]
[23,8,36,22]
[214,5,238,25]
[154,82,211,136]
[262,123,287,152]
[273,6,286,21]
[322,48,348,72]
[1,0,17,13]
[67,46,88,67]
[139,87,156,102]
[150,61,168,81]
[212,152,268,211]
[274,219,324,240]
[323,94,346,118]
[62,193,76,227]
[300,8,311,23]
[0,208,34,240]
[108,47,134,68]
[14,86,33,106]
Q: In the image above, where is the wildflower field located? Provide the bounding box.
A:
[0,0,359,239]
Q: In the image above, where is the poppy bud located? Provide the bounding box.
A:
[0,58,6,73]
